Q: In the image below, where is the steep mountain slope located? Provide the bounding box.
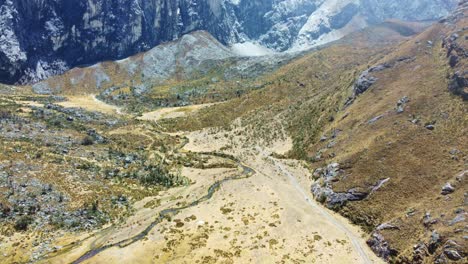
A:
[29,31,235,95]
[308,8,467,262]
[0,0,457,84]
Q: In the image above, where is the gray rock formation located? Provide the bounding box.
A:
[367,232,398,260]
[311,162,390,209]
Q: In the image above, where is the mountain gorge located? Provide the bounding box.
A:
[0,0,458,84]
[0,1,467,264]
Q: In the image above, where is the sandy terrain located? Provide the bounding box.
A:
[37,102,382,264]
[138,103,218,122]
[57,95,123,115]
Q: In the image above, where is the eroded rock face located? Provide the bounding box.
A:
[345,57,414,107]
[366,232,398,260]
[1,0,237,84]
[441,2,468,101]
[0,0,457,84]
[310,162,390,209]
[448,72,468,101]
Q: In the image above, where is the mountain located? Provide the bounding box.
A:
[29,30,297,112]
[0,0,457,84]
[29,31,235,95]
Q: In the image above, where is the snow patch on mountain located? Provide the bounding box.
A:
[291,0,359,50]
[231,42,276,57]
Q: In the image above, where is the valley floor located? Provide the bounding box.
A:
[38,97,382,264]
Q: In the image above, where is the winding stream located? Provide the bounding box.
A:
[71,158,255,264]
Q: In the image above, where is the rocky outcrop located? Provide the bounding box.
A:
[448,72,468,101]
[396,96,410,113]
[345,57,414,107]
[311,162,390,209]
[441,2,468,101]
[409,230,468,263]
[366,232,398,260]
[435,240,466,262]
[441,182,455,195]
[0,0,457,84]
[413,242,429,263]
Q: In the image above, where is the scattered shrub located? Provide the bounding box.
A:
[81,136,94,146]
[14,216,33,231]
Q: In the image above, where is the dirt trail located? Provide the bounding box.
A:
[257,147,374,264]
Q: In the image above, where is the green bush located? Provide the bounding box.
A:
[140,165,178,187]
[14,216,33,231]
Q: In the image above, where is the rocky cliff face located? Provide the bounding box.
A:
[0,0,236,84]
[0,0,458,84]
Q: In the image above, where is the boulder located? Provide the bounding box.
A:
[413,242,428,263]
[444,249,462,260]
[423,212,438,227]
[448,72,468,101]
[368,115,384,124]
[428,231,442,254]
[396,96,410,113]
[441,183,455,195]
[346,188,369,201]
[370,178,390,193]
[449,55,459,67]
[311,184,369,209]
[448,213,466,226]
[443,240,464,261]
[87,129,106,144]
[325,163,340,178]
[376,223,400,231]
[354,72,378,96]
[435,254,448,264]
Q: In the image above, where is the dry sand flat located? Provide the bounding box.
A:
[138,103,218,122]
[57,95,123,115]
[179,131,382,264]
